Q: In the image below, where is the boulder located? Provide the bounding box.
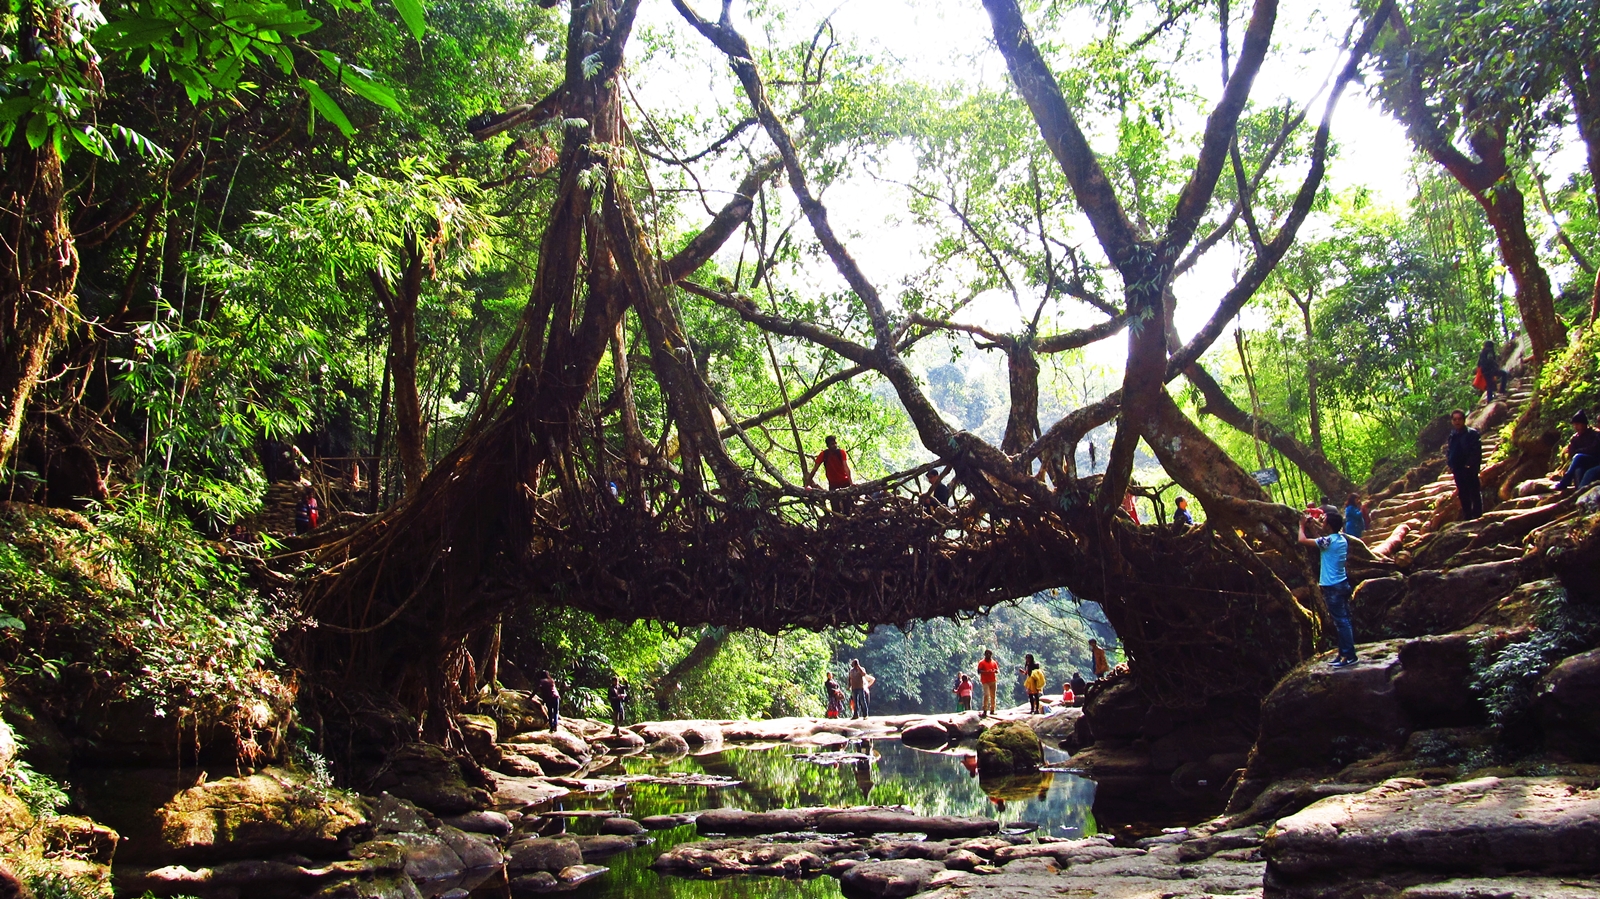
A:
[570,833,644,860]
[1399,876,1600,898]
[1387,560,1525,637]
[556,864,608,886]
[1246,641,1409,779]
[837,858,946,898]
[115,841,412,898]
[651,837,856,876]
[899,719,954,747]
[598,817,644,836]
[441,811,512,838]
[457,715,498,766]
[975,721,1043,774]
[506,837,582,873]
[154,768,371,865]
[1265,777,1600,898]
[593,729,645,751]
[639,814,693,830]
[505,730,591,763]
[369,744,490,815]
[645,733,689,756]
[1537,648,1600,762]
[383,832,465,885]
[371,793,429,835]
[1077,678,1146,743]
[1393,632,1483,728]
[508,871,559,894]
[436,825,503,870]
[499,743,582,776]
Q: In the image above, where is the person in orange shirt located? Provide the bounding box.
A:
[806,435,854,513]
[976,649,1000,716]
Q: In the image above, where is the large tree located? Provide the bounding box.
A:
[292,0,1397,747]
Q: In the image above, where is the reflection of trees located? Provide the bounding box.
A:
[567,742,1100,897]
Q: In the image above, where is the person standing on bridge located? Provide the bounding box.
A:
[847,659,871,719]
[807,436,854,513]
[1447,409,1484,521]
[1173,496,1194,529]
[1300,509,1357,668]
[976,650,1000,716]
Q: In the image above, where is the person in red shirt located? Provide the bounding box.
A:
[976,649,1000,716]
[807,435,854,513]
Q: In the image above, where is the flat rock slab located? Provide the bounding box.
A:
[1266,776,1600,898]
[490,775,569,809]
[838,858,947,897]
[653,836,870,876]
[1400,877,1600,899]
[697,807,999,839]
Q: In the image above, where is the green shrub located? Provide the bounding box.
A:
[0,498,292,750]
[1472,584,1600,732]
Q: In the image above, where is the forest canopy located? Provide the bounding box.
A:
[1,0,1596,726]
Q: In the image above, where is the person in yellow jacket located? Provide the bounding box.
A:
[1022,654,1046,715]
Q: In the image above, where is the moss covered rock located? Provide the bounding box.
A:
[976,721,1043,774]
[156,768,370,864]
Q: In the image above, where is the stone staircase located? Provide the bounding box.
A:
[1363,376,1552,561]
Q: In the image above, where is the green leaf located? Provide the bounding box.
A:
[340,69,401,112]
[301,80,354,137]
[0,614,24,630]
[391,0,426,41]
[25,114,48,150]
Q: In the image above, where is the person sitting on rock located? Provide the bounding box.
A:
[1556,410,1600,492]
[1070,671,1087,699]
[534,669,561,731]
[953,673,974,712]
[1300,510,1357,668]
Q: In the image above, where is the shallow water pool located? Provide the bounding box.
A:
[538,737,1097,898]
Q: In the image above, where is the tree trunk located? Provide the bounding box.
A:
[654,627,728,715]
[1185,362,1355,500]
[1480,180,1565,363]
[371,240,428,496]
[1001,341,1040,455]
[1295,293,1323,452]
[0,141,77,468]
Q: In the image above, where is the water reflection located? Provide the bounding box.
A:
[533,737,1096,899]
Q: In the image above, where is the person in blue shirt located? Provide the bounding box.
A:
[1173,496,1195,528]
[1300,509,1357,668]
[1342,493,1366,539]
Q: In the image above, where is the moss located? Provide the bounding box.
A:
[976,721,1044,774]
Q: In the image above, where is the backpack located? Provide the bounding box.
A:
[1472,367,1487,391]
